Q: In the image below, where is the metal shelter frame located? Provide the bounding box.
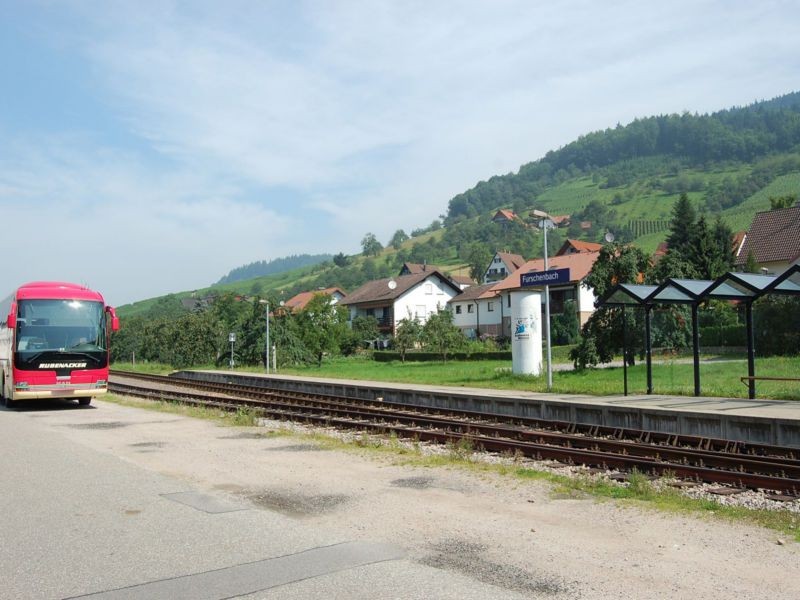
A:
[598,264,800,399]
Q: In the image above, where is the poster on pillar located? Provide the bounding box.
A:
[510,291,542,375]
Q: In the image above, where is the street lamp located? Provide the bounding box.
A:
[259,300,270,374]
[228,332,236,369]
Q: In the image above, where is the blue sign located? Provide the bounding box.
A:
[520,268,571,287]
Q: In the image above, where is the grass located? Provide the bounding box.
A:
[274,354,800,400]
[102,392,800,542]
[112,352,800,400]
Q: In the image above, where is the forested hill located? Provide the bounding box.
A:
[446,91,800,222]
[215,254,332,285]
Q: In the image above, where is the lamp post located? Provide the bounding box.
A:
[260,300,270,374]
[228,332,236,369]
[539,217,555,390]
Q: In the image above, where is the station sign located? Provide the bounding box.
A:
[520,268,571,287]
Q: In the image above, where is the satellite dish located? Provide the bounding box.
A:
[604,231,615,243]
[387,279,397,290]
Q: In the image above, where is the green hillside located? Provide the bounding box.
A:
[118,92,800,319]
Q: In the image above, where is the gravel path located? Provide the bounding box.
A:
[45,398,800,599]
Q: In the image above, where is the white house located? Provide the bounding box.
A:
[340,270,463,335]
[483,251,526,283]
[449,283,504,338]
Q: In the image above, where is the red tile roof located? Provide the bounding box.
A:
[735,206,800,266]
[492,209,517,222]
[491,251,600,291]
[556,239,603,256]
[284,287,345,311]
[495,252,526,272]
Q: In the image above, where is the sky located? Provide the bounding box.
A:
[1,1,798,306]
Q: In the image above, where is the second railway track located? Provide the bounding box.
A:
[109,370,800,497]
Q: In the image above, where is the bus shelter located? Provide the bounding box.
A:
[598,264,800,399]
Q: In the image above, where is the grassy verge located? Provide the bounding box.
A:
[112,354,800,399]
[103,393,800,542]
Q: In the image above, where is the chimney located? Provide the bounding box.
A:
[423,260,427,272]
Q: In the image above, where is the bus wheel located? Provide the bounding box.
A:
[78,398,91,407]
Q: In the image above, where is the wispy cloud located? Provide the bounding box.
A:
[1,1,797,303]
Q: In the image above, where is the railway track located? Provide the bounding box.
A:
[109,370,800,497]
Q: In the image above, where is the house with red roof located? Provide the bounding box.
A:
[491,250,601,332]
[482,251,526,283]
[556,239,603,256]
[283,287,346,312]
[735,205,800,274]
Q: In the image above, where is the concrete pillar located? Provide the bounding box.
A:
[511,291,542,375]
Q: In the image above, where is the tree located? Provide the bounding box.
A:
[461,242,492,282]
[333,252,350,267]
[665,193,696,256]
[361,233,383,257]
[571,243,649,369]
[389,229,409,250]
[422,309,465,362]
[295,294,349,366]
[769,194,797,210]
[393,317,422,361]
[744,249,759,273]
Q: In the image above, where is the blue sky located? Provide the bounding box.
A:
[1,1,798,306]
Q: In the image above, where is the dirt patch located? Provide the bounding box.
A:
[65,421,129,430]
[391,476,436,489]
[244,489,349,517]
[420,539,569,596]
[264,443,324,452]
[217,432,271,440]
[129,442,166,448]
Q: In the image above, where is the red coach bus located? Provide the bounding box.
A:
[0,282,119,408]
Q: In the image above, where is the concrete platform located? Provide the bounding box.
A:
[174,370,800,448]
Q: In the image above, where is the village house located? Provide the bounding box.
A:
[398,262,474,289]
[340,270,462,335]
[282,287,346,312]
[448,283,503,338]
[483,251,526,283]
[735,205,800,274]
[489,250,601,335]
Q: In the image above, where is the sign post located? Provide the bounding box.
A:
[521,259,571,390]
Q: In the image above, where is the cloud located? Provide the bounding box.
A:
[2,1,799,304]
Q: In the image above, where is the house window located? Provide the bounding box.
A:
[415,305,426,319]
[467,304,474,314]
[455,305,462,314]
[507,294,511,308]
[488,301,494,312]
[425,283,433,295]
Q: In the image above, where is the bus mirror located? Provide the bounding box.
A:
[107,306,120,331]
[6,313,15,329]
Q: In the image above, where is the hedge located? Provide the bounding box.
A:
[698,325,747,347]
[373,350,512,362]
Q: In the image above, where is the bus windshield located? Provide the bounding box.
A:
[15,299,106,353]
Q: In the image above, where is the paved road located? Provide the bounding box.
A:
[0,400,527,600]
